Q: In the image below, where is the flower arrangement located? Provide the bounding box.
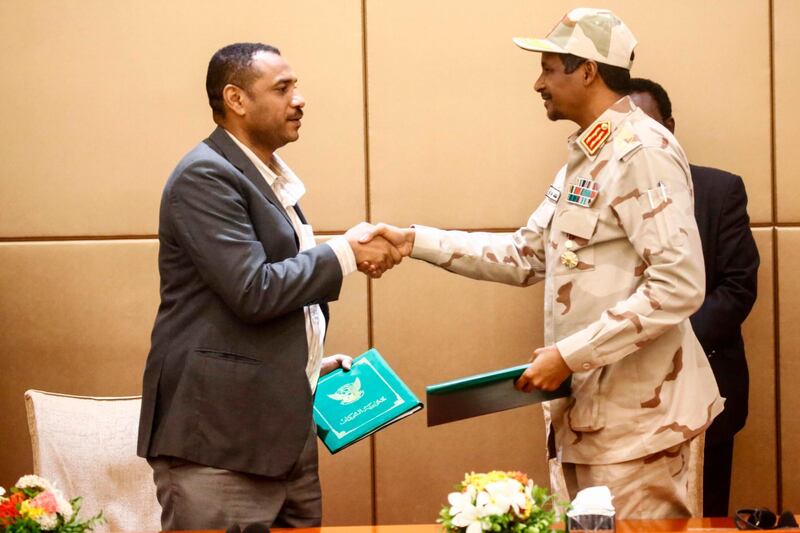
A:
[438,471,563,533]
[0,475,103,533]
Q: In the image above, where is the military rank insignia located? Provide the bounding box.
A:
[580,120,612,156]
[567,177,599,207]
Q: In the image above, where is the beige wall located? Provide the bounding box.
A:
[0,0,792,524]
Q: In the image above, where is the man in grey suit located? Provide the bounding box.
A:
[137,42,399,530]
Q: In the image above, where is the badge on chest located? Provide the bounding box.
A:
[567,177,599,208]
[554,203,601,270]
[560,239,580,269]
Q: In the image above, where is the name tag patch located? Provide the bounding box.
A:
[546,185,561,203]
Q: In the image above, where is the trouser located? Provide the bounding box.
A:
[148,424,321,530]
[703,437,734,517]
[561,440,692,519]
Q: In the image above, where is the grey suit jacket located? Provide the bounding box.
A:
[137,127,343,477]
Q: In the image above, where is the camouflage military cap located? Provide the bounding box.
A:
[513,7,637,70]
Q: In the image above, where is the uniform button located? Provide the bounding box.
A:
[582,362,591,370]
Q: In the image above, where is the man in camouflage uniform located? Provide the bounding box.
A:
[362,8,723,518]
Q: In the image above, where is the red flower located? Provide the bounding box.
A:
[0,492,26,524]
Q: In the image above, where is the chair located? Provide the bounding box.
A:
[24,390,161,532]
[687,431,705,518]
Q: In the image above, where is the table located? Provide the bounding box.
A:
[253,517,740,533]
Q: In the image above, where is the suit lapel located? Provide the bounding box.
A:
[294,203,308,225]
[204,127,294,229]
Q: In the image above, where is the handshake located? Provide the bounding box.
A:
[344,222,415,278]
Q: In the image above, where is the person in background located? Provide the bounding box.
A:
[629,77,759,517]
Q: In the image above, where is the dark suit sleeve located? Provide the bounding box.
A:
[167,159,343,323]
[690,175,759,350]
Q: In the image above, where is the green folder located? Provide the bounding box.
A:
[426,364,571,426]
[313,349,423,454]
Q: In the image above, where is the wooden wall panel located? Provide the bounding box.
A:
[730,229,776,511]
[0,241,159,486]
[778,229,800,510]
[366,0,572,231]
[371,259,546,524]
[0,239,373,526]
[367,0,772,229]
[316,270,373,525]
[0,0,788,525]
[775,0,800,222]
[605,0,772,224]
[0,0,365,237]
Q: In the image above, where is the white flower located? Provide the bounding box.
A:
[54,491,73,520]
[448,486,483,532]
[44,483,74,520]
[466,522,485,533]
[477,479,527,517]
[0,486,6,498]
[15,476,73,520]
[16,475,52,491]
[448,486,477,520]
[34,512,59,530]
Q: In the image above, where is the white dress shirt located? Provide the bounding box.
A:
[226,130,356,391]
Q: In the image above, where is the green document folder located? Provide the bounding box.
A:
[314,349,423,454]
[426,364,571,426]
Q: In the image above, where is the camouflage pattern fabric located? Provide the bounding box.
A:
[562,439,692,518]
[513,8,637,69]
[411,95,723,466]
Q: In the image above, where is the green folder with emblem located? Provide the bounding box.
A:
[313,349,423,454]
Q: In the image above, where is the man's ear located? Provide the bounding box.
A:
[665,116,676,135]
[222,84,247,117]
[582,60,599,86]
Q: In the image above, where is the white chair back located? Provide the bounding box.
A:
[24,390,160,532]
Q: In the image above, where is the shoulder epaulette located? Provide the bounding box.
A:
[613,124,643,162]
[579,121,612,157]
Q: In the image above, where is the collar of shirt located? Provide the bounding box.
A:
[568,95,638,160]
[224,129,306,208]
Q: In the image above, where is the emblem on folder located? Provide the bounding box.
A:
[580,120,611,156]
[313,349,423,453]
[567,177,599,207]
[328,378,365,405]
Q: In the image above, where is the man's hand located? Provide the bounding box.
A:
[515,345,572,392]
[344,222,403,278]
[320,354,353,377]
[359,223,415,258]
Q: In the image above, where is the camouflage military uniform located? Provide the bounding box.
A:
[411,96,723,514]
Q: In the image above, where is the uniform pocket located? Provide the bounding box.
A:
[635,185,679,240]
[554,207,600,274]
[557,207,600,241]
[567,368,606,432]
